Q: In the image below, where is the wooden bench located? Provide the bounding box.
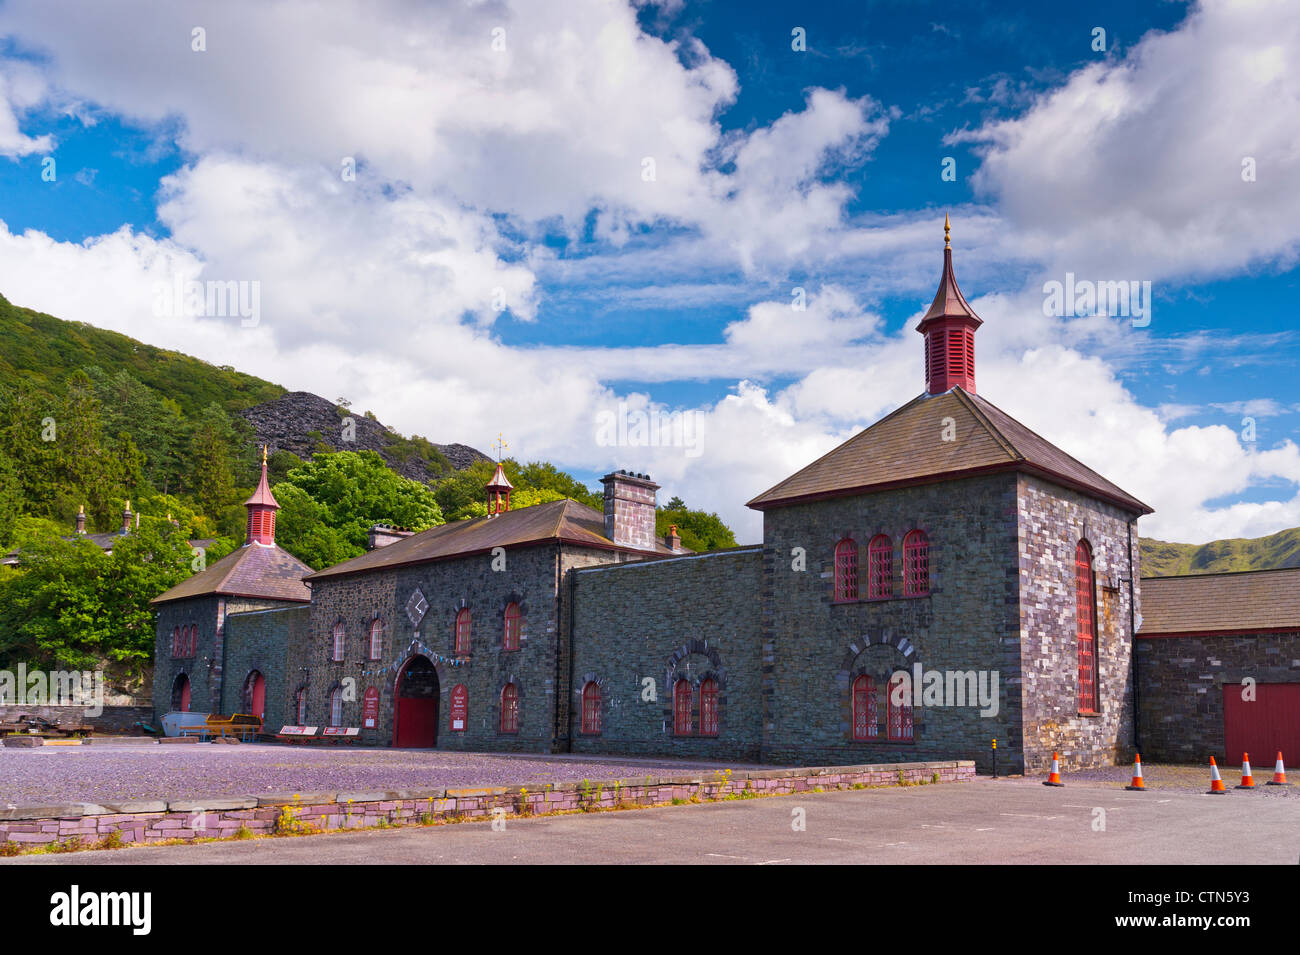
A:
[275,725,319,744]
[321,727,361,744]
[180,715,262,743]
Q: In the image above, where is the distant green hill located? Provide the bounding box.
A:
[0,292,284,417]
[1140,527,1300,577]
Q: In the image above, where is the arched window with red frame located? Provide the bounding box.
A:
[185,625,196,657]
[833,538,858,601]
[455,608,471,655]
[700,679,719,737]
[170,626,179,658]
[294,687,307,724]
[332,621,346,662]
[868,535,893,599]
[581,682,602,735]
[852,675,878,740]
[1076,540,1099,713]
[503,602,521,651]
[887,672,913,741]
[673,679,693,735]
[500,682,519,733]
[903,530,930,596]
[368,618,383,660]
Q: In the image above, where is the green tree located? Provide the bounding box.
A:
[186,402,240,518]
[656,498,737,552]
[273,451,444,568]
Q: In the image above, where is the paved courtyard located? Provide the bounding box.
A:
[0,742,759,805]
[7,775,1296,865]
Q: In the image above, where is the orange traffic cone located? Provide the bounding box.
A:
[1235,753,1255,789]
[1043,752,1065,787]
[1206,756,1227,794]
[1266,751,1289,786]
[1124,754,1145,790]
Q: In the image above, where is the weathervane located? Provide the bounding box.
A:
[493,433,509,463]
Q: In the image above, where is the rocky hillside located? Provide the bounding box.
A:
[1140,527,1300,577]
[240,391,489,483]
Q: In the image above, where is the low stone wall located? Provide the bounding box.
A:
[0,705,153,735]
[0,759,974,849]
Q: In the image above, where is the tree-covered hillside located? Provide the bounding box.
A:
[1140,528,1300,577]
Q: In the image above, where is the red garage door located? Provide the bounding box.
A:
[1222,683,1300,766]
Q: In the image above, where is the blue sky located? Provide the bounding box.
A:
[0,0,1297,544]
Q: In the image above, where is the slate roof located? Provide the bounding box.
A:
[306,498,678,582]
[1138,567,1300,636]
[151,543,313,605]
[747,387,1152,515]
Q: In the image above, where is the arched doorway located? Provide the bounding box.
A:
[393,655,439,748]
[241,670,266,721]
[171,673,191,712]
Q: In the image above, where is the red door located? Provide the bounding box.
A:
[245,671,266,720]
[1222,683,1300,766]
[173,673,191,712]
[393,656,439,748]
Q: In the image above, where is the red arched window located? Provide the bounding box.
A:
[581,682,602,735]
[833,538,858,601]
[887,672,913,741]
[330,685,345,727]
[503,602,521,651]
[368,618,383,660]
[673,679,693,736]
[868,535,893,599]
[500,683,519,733]
[1076,540,1099,713]
[700,679,719,737]
[449,684,468,731]
[332,621,346,662]
[455,608,471,655]
[294,687,307,724]
[187,625,197,657]
[903,530,930,596]
[852,675,878,740]
[171,626,179,658]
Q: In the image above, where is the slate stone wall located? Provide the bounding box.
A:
[760,473,1022,771]
[1016,475,1140,772]
[1135,630,1300,763]
[567,548,764,760]
[304,542,625,752]
[152,594,295,724]
[220,606,310,733]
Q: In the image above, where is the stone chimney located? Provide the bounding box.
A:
[368,525,415,550]
[665,524,682,553]
[600,470,659,551]
[121,500,133,535]
[75,504,86,535]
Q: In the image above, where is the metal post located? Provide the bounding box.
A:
[992,737,998,778]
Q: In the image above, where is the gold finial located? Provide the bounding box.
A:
[944,212,951,250]
[262,444,268,466]
[78,503,85,516]
[125,499,130,511]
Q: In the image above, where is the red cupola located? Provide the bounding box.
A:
[243,445,279,545]
[917,214,982,395]
[486,461,513,516]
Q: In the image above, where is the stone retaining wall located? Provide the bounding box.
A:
[0,760,974,848]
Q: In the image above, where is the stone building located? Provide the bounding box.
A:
[1135,567,1300,765]
[151,450,313,727]
[152,221,1225,774]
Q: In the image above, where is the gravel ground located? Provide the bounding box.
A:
[1056,761,1296,796]
[0,743,761,805]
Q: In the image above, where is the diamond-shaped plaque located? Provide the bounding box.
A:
[405,589,428,627]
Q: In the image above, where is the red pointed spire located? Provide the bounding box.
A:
[917,214,982,395]
[244,445,279,544]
